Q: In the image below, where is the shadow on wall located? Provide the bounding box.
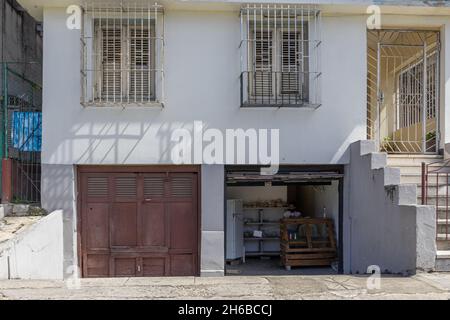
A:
[45,112,366,166]
[47,110,189,165]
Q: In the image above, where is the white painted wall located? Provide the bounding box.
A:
[42,8,367,166]
[312,182,340,236]
[0,210,64,280]
[41,8,450,164]
[227,185,287,202]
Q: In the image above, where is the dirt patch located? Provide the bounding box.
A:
[0,216,42,245]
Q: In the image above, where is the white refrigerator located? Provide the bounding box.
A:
[226,199,244,260]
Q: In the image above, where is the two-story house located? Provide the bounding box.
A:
[15,0,450,279]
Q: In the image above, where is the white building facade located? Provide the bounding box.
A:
[16,0,450,278]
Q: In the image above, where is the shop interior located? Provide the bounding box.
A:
[225,166,343,276]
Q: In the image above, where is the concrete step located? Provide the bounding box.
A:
[437,233,450,241]
[434,208,450,219]
[436,251,450,271]
[421,195,450,206]
[438,219,450,225]
[387,154,443,167]
[438,212,450,220]
[418,185,450,197]
[394,166,425,175]
[437,250,450,259]
[437,224,450,234]
[399,174,422,184]
[435,257,450,271]
[389,164,443,175]
[437,240,450,250]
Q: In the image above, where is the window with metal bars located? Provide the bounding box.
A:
[81,2,164,106]
[397,52,437,129]
[240,4,321,108]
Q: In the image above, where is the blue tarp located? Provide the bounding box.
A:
[11,111,42,152]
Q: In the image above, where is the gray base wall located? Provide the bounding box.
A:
[41,164,77,279]
[200,165,225,276]
[343,141,436,274]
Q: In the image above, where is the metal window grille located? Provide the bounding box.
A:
[81,1,164,106]
[398,52,437,129]
[240,4,321,108]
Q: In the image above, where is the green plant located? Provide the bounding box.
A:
[426,131,436,141]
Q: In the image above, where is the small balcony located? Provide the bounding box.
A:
[240,71,320,108]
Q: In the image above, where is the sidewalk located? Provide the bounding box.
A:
[1,273,450,300]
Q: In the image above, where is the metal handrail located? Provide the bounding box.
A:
[422,159,450,241]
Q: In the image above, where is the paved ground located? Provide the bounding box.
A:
[0,272,450,300]
[228,258,338,276]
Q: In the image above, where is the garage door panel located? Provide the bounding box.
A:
[169,174,195,198]
[113,257,137,277]
[114,175,138,202]
[143,175,166,199]
[80,166,199,278]
[86,254,109,277]
[111,203,138,247]
[142,257,166,276]
[169,202,196,251]
[170,254,194,276]
[85,175,110,202]
[141,202,166,247]
[86,203,109,249]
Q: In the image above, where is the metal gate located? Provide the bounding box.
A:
[0,62,42,204]
[367,30,440,154]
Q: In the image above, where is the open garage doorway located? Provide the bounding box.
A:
[224,165,344,276]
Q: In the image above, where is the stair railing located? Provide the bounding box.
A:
[422,159,450,240]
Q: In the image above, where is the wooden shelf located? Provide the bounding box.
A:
[243,207,288,210]
[243,202,285,257]
[245,251,280,257]
[244,222,280,225]
[244,237,280,241]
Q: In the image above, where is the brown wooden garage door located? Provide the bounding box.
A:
[78,166,200,277]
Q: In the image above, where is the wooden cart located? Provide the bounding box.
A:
[280,218,337,270]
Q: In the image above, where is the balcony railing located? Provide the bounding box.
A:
[240,71,320,108]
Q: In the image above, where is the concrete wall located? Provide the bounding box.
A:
[40,164,76,278]
[0,210,64,279]
[200,165,225,276]
[0,0,42,79]
[343,141,436,274]
[227,186,287,202]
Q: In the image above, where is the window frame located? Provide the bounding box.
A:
[94,21,156,104]
[240,4,321,109]
[80,2,164,108]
